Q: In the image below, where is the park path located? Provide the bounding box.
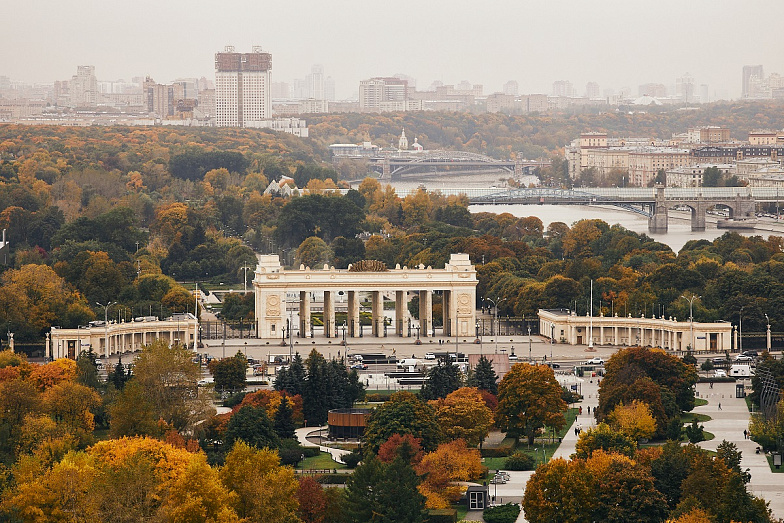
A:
[693,381,783,519]
[295,426,351,465]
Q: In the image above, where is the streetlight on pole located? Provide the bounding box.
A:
[765,313,771,352]
[96,301,116,359]
[681,294,700,353]
[739,306,744,354]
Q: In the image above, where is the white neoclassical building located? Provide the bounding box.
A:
[538,309,733,352]
[253,254,478,340]
[49,313,199,360]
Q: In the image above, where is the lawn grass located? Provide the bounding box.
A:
[765,454,784,473]
[682,412,712,423]
[300,451,346,471]
[453,504,468,521]
[694,398,708,407]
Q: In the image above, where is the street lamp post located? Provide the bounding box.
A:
[739,306,744,354]
[528,325,532,363]
[765,313,771,352]
[681,294,700,353]
[96,301,116,359]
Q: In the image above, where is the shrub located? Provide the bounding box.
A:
[342,448,363,469]
[684,419,706,443]
[426,509,457,523]
[315,473,348,484]
[504,452,535,471]
[483,503,521,523]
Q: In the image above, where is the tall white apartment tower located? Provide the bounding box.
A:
[215,46,272,127]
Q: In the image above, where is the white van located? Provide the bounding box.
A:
[714,369,727,378]
[396,358,421,370]
[730,364,753,378]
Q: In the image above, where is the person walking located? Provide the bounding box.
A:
[718,402,722,410]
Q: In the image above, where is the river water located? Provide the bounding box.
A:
[386,174,784,253]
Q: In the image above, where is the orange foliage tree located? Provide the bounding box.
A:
[415,439,484,509]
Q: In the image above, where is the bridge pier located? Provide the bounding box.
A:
[648,185,668,233]
[691,195,707,231]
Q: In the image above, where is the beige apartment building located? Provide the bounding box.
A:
[628,148,691,186]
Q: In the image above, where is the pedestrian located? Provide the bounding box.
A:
[587,406,591,414]
[744,429,748,439]
[710,382,713,389]
[574,426,578,436]
[579,406,583,415]
[718,402,722,410]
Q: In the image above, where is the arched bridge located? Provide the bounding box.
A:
[469,186,760,232]
[370,152,549,179]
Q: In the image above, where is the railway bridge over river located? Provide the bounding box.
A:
[467,186,771,233]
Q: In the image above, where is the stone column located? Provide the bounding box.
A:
[396,291,407,337]
[372,291,383,337]
[628,325,632,346]
[442,290,451,337]
[299,291,310,338]
[348,291,360,338]
[45,333,50,360]
[613,325,618,345]
[324,291,335,338]
[599,324,605,345]
[419,290,432,337]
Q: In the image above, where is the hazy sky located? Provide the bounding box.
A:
[4,0,783,99]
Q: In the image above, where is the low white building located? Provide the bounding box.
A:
[538,309,732,352]
[49,313,198,360]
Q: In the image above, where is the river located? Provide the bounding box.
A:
[384,174,784,253]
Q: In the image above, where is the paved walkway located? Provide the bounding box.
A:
[693,382,783,519]
[294,426,351,465]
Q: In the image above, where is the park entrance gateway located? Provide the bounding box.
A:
[253,253,477,340]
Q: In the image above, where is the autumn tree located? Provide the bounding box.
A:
[364,391,442,453]
[574,423,637,459]
[296,236,333,268]
[415,439,484,508]
[108,379,160,438]
[607,400,657,444]
[431,387,493,446]
[221,440,300,522]
[131,339,213,432]
[497,364,566,445]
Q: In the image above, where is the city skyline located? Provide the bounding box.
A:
[3,0,784,100]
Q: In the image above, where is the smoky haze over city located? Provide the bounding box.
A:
[3,0,784,99]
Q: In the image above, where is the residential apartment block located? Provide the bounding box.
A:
[215,46,272,127]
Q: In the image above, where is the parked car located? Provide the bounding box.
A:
[714,369,727,378]
[350,363,368,370]
[585,357,604,365]
[712,357,729,365]
[424,352,436,360]
[741,350,759,358]
[489,476,507,484]
[546,362,561,369]
[734,354,754,362]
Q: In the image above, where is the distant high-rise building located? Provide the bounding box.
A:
[271,81,291,99]
[676,73,695,103]
[638,83,667,98]
[503,80,519,96]
[585,82,600,99]
[214,45,272,127]
[700,84,710,104]
[69,65,97,107]
[552,80,573,97]
[359,77,408,112]
[743,65,764,98]
[325,77,336,101]
[308,64,325,100]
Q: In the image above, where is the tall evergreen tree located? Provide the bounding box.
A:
[273,397,296,440]
[110,355,130,390]
[471,355,499,395]
[304,349,330,425]
[420,358,462,400]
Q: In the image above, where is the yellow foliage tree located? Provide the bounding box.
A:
[607,400,657,443]
[666,508,714,523]
[220,440,300,523]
